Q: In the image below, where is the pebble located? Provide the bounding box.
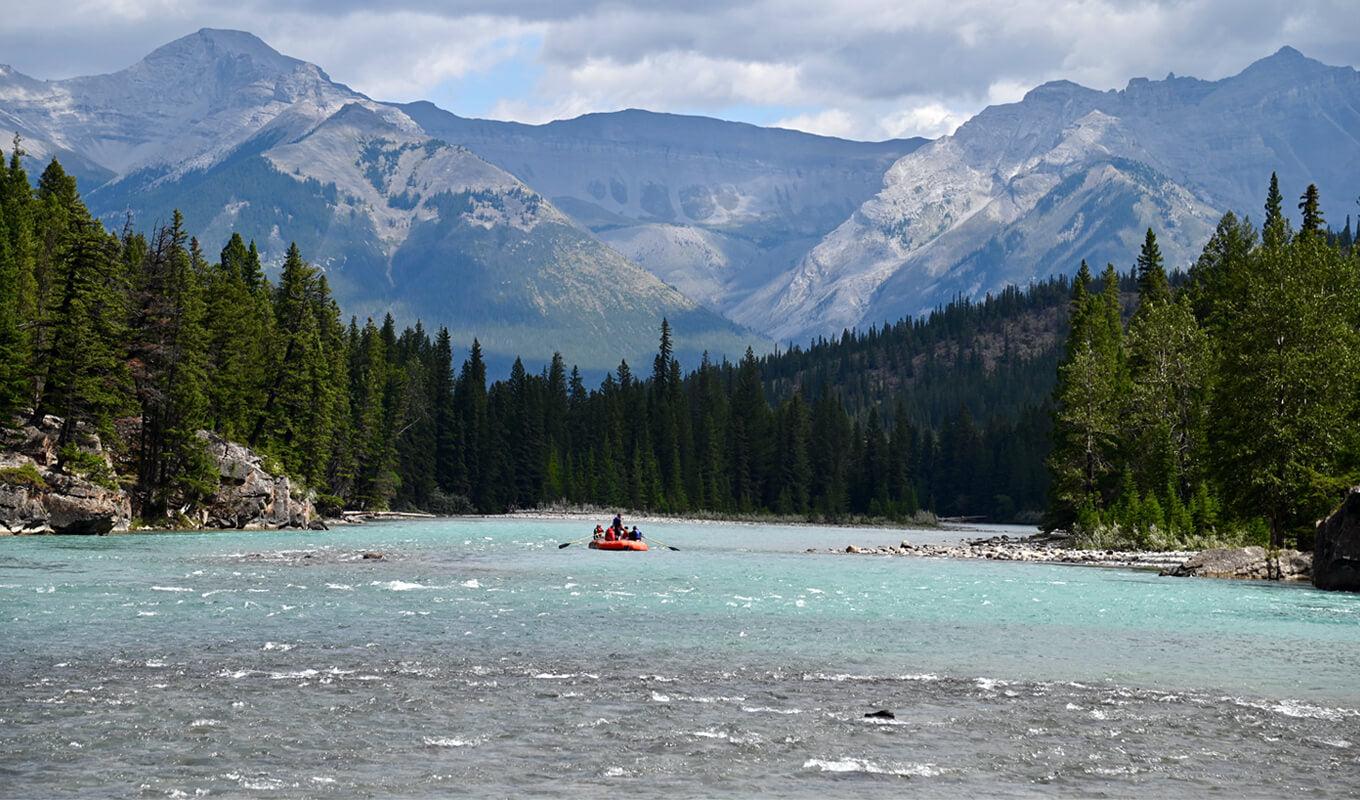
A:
[831,536,1191,570]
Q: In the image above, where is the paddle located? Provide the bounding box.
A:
[642,535,680,552]
[558,533,596,549]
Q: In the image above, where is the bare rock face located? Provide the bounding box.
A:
[0,418,132,535]
[1162,546,1312,581]
[198,432,314,529]
[1314,488,1360,592]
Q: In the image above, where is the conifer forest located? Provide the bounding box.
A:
[2,139,1357,548]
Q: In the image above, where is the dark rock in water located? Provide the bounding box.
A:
[1162,546,1311,581]
[864,709,895,719]
[1314,487,1360,592]
[362,552,383,560]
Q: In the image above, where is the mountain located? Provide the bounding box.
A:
[4,33,1357,355]
[398,104,923,316]
[749,46,1360,341]
[0,29,760,373]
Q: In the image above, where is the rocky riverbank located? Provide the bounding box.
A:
[830,532,1193,570]
[0,416,319,534]
[829,532,1316,582]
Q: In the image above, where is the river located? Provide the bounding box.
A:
[2,518,1357,797]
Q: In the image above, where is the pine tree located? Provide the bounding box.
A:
[349,318,395,509]
[1298,183,1325,237]
[250,243,341,486]
[1045,261,1128,530]
[1187,211,1257,326]
[1262,172,1288,248]
[201,233,274,440]
[1123,292,1211,517]
[430,327,460,496]
[1134,228,1169,306]
[30,196,130,454]
[127,212,215,518]
[0,206,28,424]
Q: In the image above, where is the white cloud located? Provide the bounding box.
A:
[0,0,1354,140]
[773,109,858,139]
[877,103,971,140]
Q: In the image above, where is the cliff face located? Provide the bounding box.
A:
[0,416,131,534]
[196,431,318,530]
[0,416,317,534]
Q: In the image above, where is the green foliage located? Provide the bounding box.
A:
[1049,179,1360,550]
[0,461,47,490]
[58,444,118,490]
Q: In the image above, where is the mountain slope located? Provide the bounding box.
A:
[0,29,758,372]
[399,104,924,315]
[750,47,1360,342]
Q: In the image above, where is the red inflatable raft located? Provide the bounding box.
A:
[589,538,648,551]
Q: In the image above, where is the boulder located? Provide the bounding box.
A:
[40,471,131,534]
[1314,487,1360,592]
[198,432,315,529]
[1162,546,1311,581]
[0,438,131,535]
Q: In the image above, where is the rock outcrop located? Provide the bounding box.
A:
[0,416,132,534]
[1161,546,1312,581]
[197,432,317,529]
[1314,488,1360,592]
[0,416,318,533]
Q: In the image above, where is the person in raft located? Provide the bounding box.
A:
[612,514,623,539]
[593,524,604,540]
[630,526,642,541]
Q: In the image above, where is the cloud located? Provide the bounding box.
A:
[0,0,1354,140]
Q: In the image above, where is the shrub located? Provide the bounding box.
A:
[0,462,49,491]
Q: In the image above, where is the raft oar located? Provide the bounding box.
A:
[558,533,596,549]
[643,535,680,552]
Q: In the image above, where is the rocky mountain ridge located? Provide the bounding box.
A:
[756,46,1360,340]
[3,33,1356,357]
[0,29,758,372]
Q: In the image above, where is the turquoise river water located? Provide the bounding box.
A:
[2,518,1358,798]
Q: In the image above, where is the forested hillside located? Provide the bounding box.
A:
[10,130,1350,539]
[0,142,1064,524]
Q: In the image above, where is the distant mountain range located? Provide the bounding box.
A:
[2,31,1357,366]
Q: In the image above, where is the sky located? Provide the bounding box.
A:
[1,1,1356,142]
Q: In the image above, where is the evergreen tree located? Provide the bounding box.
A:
[30,196,130,454]
[127,212,215,518]
[0,206,28,423]
[1134,228,1169,305]
[1262,172,1288,248]
[1298,183,1325,236]
[1123,293,1211,513]
[1045,261,1127,529]
[201,233,274,440]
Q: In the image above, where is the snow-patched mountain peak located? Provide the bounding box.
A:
[144,29,310,78]
[3,28,364,177]
[738,46,1360,342]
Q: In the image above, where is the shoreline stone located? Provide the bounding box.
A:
[833,533,1315,583]
[830,533,1191,570]
[1314,487,1360,592]
[0,416,317,534]
[1161,546,1311,581]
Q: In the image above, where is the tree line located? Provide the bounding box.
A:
[17,133,1344,540]
[1046,175,1360,550]
[0,142,1058,524]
